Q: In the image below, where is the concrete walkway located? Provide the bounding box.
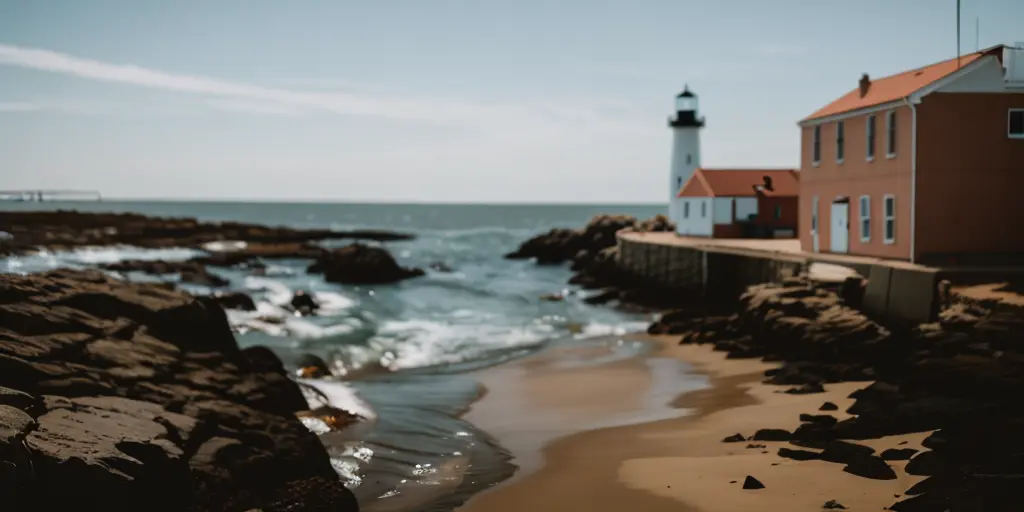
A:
[618,231,931,274]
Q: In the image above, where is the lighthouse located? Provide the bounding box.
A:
[667,85,705,228]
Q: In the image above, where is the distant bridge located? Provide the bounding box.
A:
[0,190,103,202]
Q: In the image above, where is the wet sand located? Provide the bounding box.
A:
[459,336,927,512]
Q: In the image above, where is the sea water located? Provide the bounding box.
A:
[0,201,662,510]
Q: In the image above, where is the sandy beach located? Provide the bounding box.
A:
[459,336,928,512]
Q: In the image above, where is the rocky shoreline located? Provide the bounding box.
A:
[509,215,1024,510]
[505,213,685,310]
[0,269,361,511]
[0,210,413,256]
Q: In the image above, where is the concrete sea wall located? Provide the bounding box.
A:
[616,234,805,302]
[616,232,954,325]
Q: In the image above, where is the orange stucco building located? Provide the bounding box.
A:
[798,44,1024,265]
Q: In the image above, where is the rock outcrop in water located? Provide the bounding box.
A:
[655,275,1024,510]
[506,214,677,310]
[0,269,359,512]
[0,210,413,255]
[504,214,673,265]
[101,259,231,288]
[308,243,425,285]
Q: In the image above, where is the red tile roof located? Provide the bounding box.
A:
[802,45,1004,122]
[678,168,799,198]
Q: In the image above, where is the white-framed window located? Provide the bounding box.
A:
[811,196,819,233]
[866,114,876,160]
[836,120,845,163]
[683,201,690,219]
[886,110,897,158]
[883,194,896,244]
[812,125,821,165]
[859,195,871,242]
[1010,109,1024,139]
[701,200,707,218]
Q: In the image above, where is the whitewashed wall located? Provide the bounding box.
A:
[735,197,758,221]
[676,198,713,236]
[712,198,733,225]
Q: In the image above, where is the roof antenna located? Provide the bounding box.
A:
[957,0,962,68]
[976,16,980,52]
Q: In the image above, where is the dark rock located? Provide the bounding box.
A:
[799,414,839,428]
[0,404,34,445]
[25,396,196,510]
[820,440,876,464]
[308,243,424,285]
[842,455,897,480]
[295,354,331,379]
[823,499,847,509]
[0,387,38,411]
[209,291,257,312]
[723,433,746,443]
[102,259,230,288]
[742,475,765,489]
[785,382,825,395]
[819,402,839,411]
[752,428,792,441]
[0,210,413,255]
[0,270,360,511]
[880,448,919,461]
[289,291,319,316]
[241,346,287,375]
[747,443,767,449]
[904,450,943,476]
[778,447,821,461]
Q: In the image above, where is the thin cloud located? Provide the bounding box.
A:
[0,99,110,114]
[0,43,630,133]
[204,99,305,116]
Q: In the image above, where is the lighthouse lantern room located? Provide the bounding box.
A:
[667,85,705,230]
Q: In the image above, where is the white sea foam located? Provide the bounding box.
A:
[5,246,202,274]
[574,321,650,339]
[298,378,377,420]
[313,290,357,314]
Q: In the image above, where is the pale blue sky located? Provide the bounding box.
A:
[1,0,1021,203]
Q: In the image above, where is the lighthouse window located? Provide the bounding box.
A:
[686,154,692,165]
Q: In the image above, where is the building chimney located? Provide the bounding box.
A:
[762,175,774,191]
[859,73,871,98]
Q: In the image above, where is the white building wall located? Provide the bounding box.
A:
[668,127,701,226]
[712,198,733,225]
[675,198,713,236]
[937,56,1018,93]
[735,197,758,221]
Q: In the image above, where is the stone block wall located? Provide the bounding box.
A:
[616,235,804,299]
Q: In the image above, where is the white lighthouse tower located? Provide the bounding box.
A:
[667,85,705,228]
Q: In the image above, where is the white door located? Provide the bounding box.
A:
[811,196,820,253]
[830,202,849,254]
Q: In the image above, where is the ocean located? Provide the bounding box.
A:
[0,200,668,510]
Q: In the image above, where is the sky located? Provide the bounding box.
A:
[1,0,1021,203]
